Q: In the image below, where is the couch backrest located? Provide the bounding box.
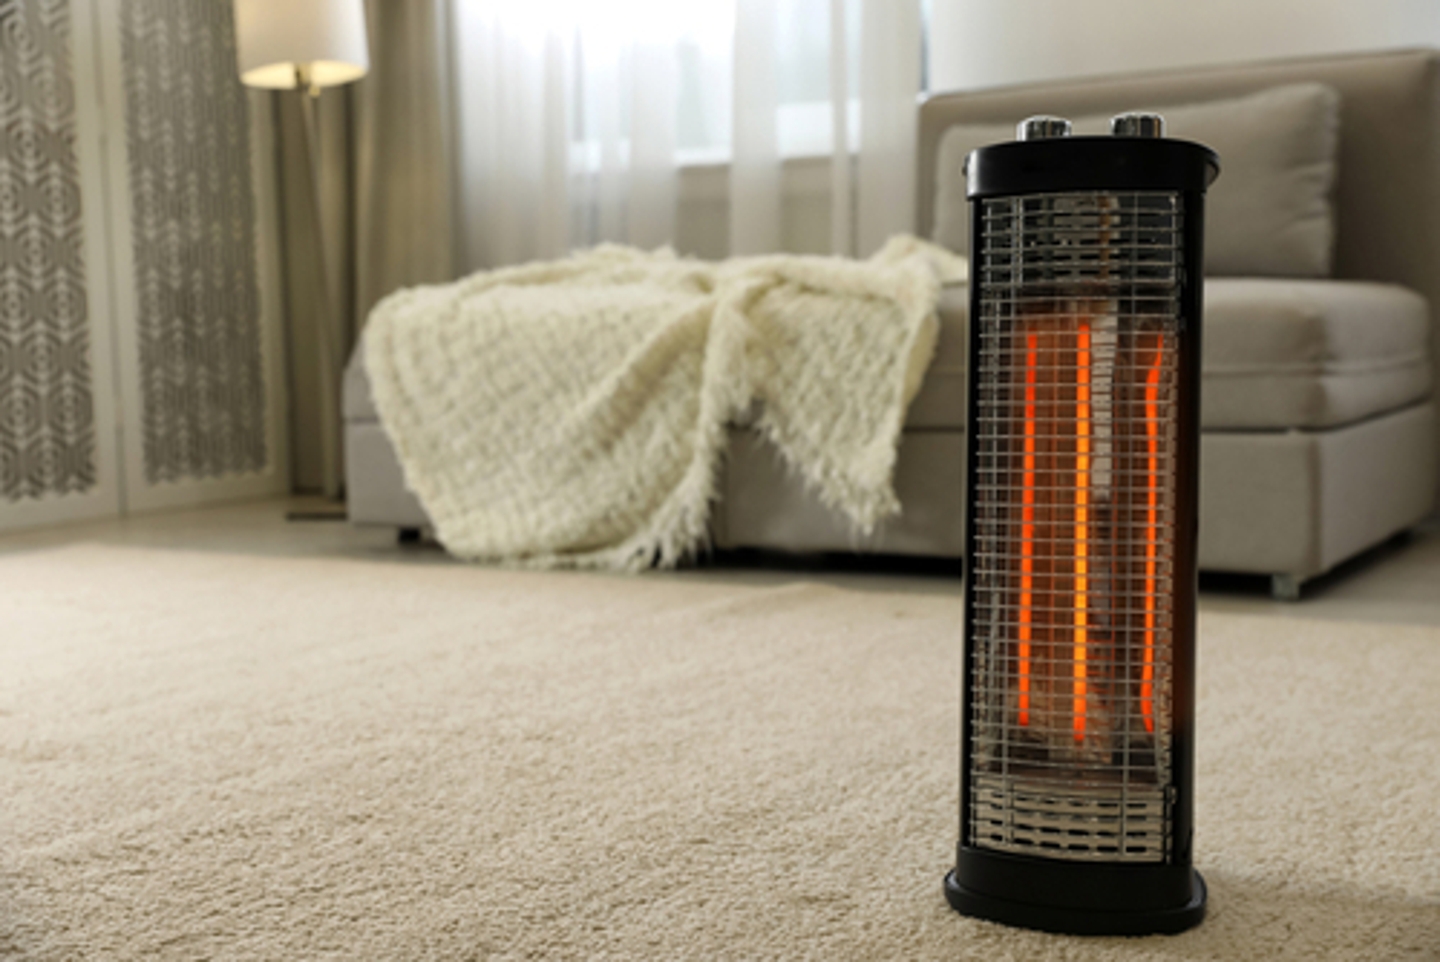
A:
[918,48,1440,320]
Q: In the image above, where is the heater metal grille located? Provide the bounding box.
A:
[968,191,1182,863]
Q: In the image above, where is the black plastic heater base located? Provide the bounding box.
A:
[945,868,1207,937]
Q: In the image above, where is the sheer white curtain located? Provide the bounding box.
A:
[450,0,703,270]
[449,0,922,270]
[855,0,921,256]
[729,0,922,258]
[729,0,782,254]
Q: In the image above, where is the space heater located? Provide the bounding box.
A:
[945,114,1218,935]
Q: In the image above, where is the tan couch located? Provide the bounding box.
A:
[719,47,1439,599]
[346,48,1439,598]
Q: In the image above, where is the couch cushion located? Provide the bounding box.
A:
[903,278,1430,432]
[934,83,1341,278]
[1203,278,1430,430]
[344,344,379,422]
[905,284,968,429]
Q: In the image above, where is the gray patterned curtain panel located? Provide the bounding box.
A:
[0,0,97,502]
[120,0,268,486]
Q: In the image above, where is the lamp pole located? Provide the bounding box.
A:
[234,0,369,509]
[292,62,344,503]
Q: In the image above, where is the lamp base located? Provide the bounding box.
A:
[944,867,1206,936]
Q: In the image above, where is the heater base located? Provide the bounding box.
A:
[944,868,1206,936]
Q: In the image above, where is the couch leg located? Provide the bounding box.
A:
[397,527,422,545]
[1270,574,1302,602]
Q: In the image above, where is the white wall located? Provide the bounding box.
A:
[929,0,1440,92]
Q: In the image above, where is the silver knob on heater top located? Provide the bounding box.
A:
[1016,115,1072,141]
[1111,112,1166,138]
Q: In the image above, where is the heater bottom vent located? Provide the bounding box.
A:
[971,774,1170,862]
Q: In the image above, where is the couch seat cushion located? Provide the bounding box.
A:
[343,345,380,422]
[902,278,1431,432]
[904,283,968,429]
[1203,278,1430,429]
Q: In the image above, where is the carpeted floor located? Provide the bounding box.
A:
[2,545,1437,960]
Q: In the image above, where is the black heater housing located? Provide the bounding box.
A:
[945,117,1218,936]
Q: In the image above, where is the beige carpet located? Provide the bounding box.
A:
[2,545,1437,960]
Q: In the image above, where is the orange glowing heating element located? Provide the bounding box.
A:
[1006,313,1171,753]
[1016,335,1038,728]
[1140,339,1163,734]
[1072,325,1091,742]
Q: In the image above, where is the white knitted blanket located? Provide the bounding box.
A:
[364,236,967,570]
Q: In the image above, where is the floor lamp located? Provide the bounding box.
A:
[234,0,369,507]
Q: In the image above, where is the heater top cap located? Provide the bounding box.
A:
[966,112,1219,198]
[1017,112,1168,140]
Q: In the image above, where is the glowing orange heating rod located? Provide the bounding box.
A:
[1073,323,1091,742]
[1141,339,1163,734]
[1017,334,1038,728]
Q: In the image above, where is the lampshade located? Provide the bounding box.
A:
[234,0,369,90]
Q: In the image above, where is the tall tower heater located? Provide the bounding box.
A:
[945,114,1218,935]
